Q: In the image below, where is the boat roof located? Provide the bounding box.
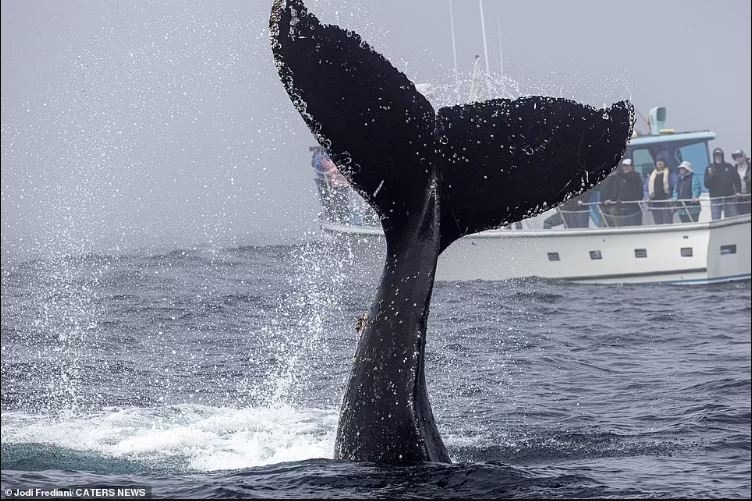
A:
[629,131,716,147]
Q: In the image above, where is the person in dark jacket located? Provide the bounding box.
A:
[601,158,644,226]
[705,147,741,219]
[647,159,674,224]
[562,190,592,228]
[673,160,702,222]
[599,168,621,227]
[732,149,751,215]
[543,190,593,229]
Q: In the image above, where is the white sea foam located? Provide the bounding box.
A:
[1,404,339,471]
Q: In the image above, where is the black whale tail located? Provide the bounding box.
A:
[270,0,633,251]
[270,0,633,463]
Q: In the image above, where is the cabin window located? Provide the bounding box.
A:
[634,248,647,258]
[630,141,711,191]
[681,247,693,257]
[720,244,737,255]
[632,148,655,180]
[547,252,560,262]
[589,250,602,260]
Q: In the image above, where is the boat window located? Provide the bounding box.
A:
[632,148,655,180]
[589,250,602,260]
[547,252,560,262]
[720,244,737,255]
[681,247,693,257]
[629,140,711,192]
[634,248,647,258]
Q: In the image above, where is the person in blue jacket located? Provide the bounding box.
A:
[673,160,702,222]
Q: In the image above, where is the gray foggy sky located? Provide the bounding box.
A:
[2,0,750,262]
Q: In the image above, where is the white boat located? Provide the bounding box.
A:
[321,211,750,285]
[312,107,751,285]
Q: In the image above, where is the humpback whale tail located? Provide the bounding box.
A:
[270,0,633,463]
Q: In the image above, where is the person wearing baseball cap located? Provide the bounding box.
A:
[600,158,644,226]
[617,158,645,226]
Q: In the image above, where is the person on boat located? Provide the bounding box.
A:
[673,160,702,223]
[599,168,621,227]
[656,150,680,185]
[646,159,674,224]
[619,158,645,226]
[732,149,751,215]
[704,147,741,220]
[311,146,333,217]
[567,190,593,228]
[601,158,644,226]
[543,190,592,229]
[321,153,352,224]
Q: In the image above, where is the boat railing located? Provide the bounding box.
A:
[558,195,751,228]
[317,184,750,230]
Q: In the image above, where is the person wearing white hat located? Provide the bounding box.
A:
[673,160,702,222]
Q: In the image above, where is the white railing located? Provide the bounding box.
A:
[316,183,751,230]
[558,195,750,228]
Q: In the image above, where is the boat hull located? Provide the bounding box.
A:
[321,215,751,285]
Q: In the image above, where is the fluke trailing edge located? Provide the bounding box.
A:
[270,0,633,463]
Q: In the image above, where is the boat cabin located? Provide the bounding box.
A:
[627,107,714,192]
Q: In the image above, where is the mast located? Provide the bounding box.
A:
[449,0,460,101]
[496,8,507,98]
[497,13,504,77]
[478,0,491,81]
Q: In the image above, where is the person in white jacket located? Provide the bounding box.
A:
[732,150,750,215]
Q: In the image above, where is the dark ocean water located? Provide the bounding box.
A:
[1,237,750,498]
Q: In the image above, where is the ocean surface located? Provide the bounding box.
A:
[1,236,750,499]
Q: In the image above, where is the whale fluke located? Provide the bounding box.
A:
[270,0,633,463]
[435,98,633,250]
